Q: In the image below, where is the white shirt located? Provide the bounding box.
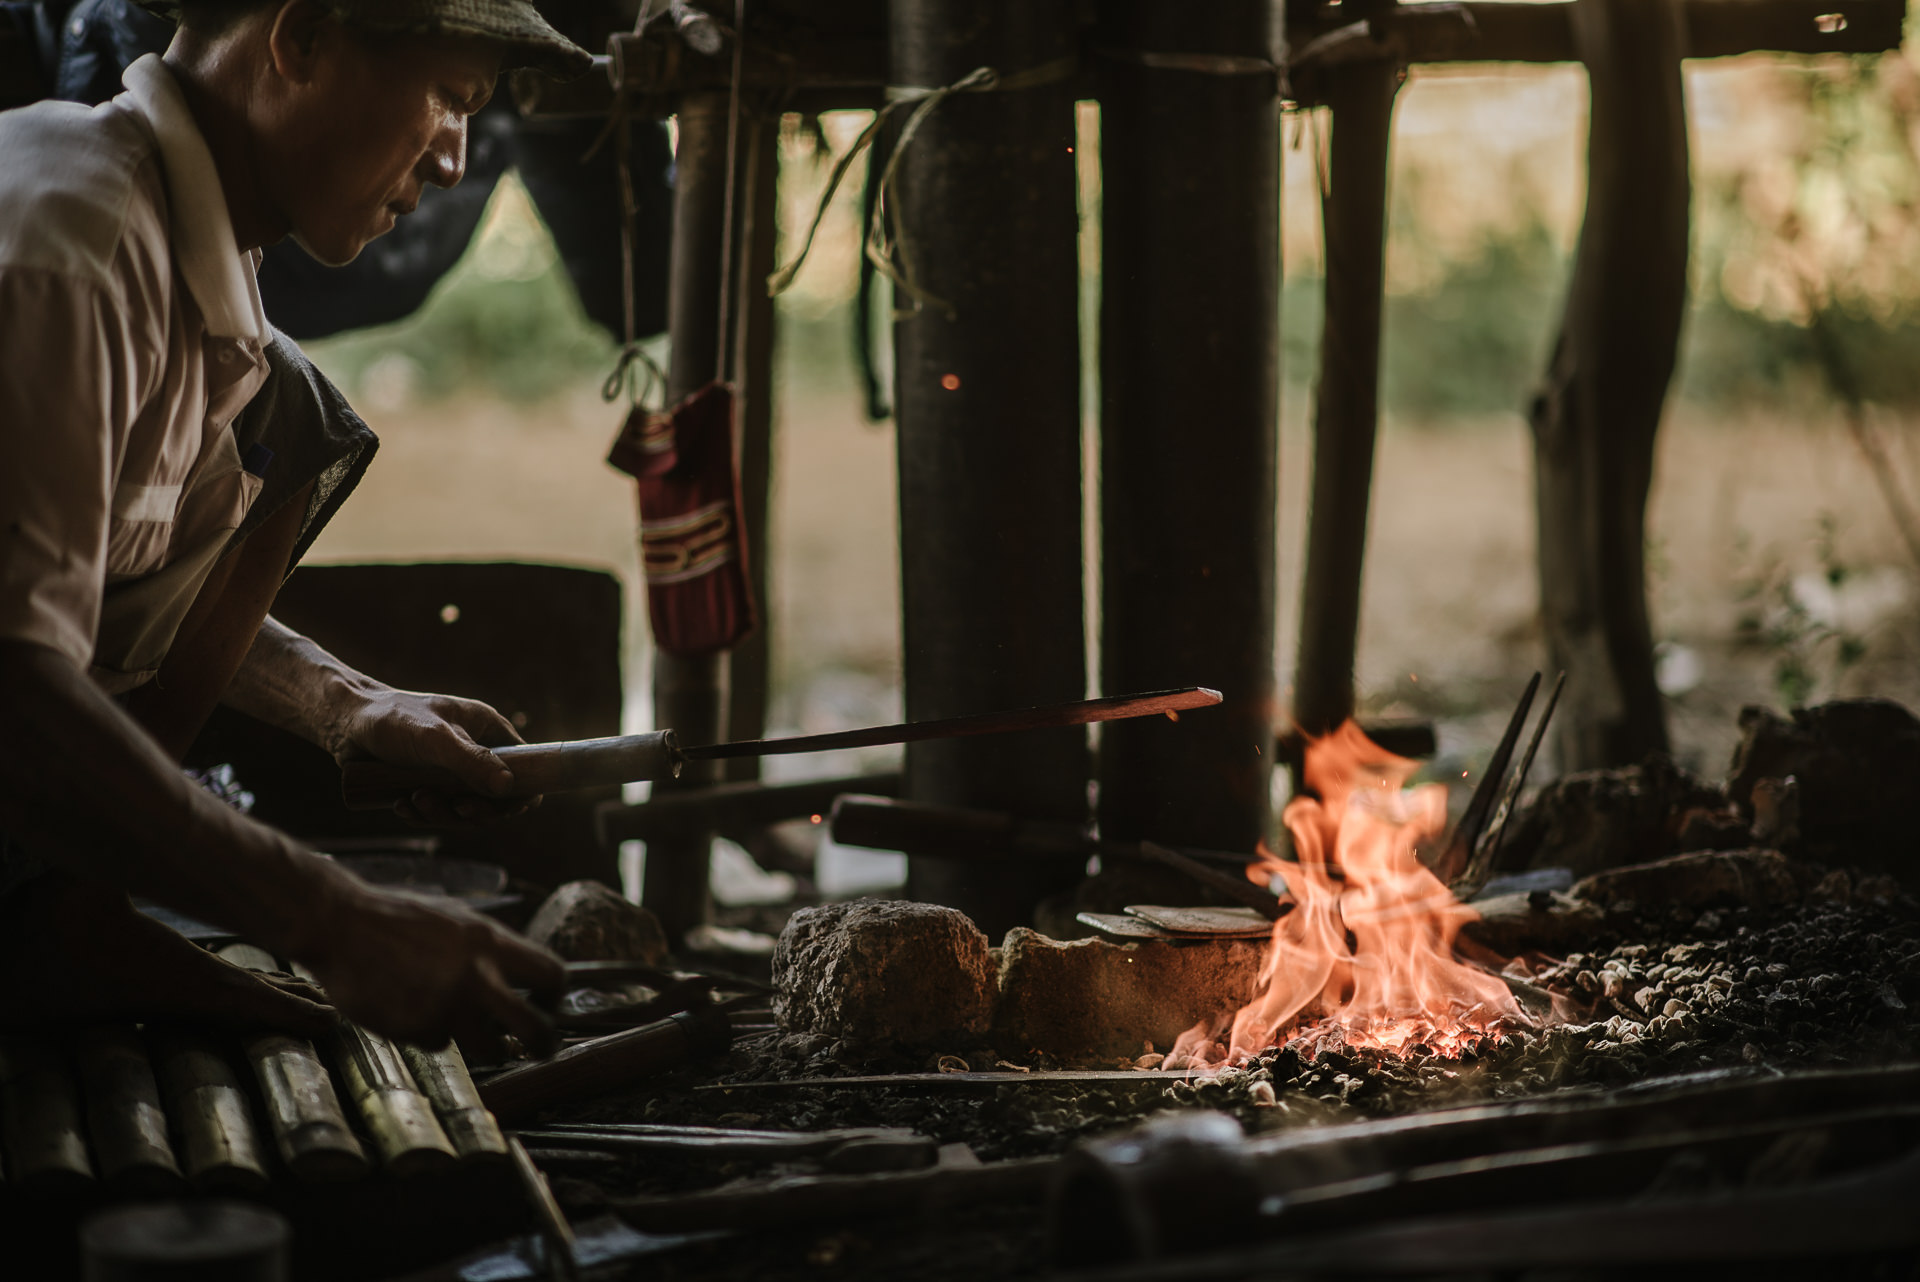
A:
[0,54,274,691]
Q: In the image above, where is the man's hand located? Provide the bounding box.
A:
[225,618,543,825]
[296,876,564,1057]
[328,686,539,826]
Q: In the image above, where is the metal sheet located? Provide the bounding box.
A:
[1123,905,1273,937]
[1075,912,1176,940]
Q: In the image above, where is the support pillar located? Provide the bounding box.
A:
[725,110,781,778]
[1097,1,1283,854]
[890,0,1088,938]
[643,93,732,943]
[1291,61,1400,739]
[1530,0,1688,770]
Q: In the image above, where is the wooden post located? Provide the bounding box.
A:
[645,93,734,943]
[725,109,782,783]
[1291,58,1401,740]
[1529,0,1688,770]
[1097,0,1283,854]
[890,0,1089,937]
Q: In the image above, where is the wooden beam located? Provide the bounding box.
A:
[522,0,1906,122]
[724,110,781,784]
[644,93,734,946]
[1530,0,1690,770]
[1291,60,1400,738]
[890,0,1091,936]
[1097,0,1284,854]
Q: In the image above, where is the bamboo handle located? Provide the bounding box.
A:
[339,731,684,810]
[0,1034,94,1188]
[148,1028,271,1195]
[74,1025,182,1193]
[218,945,369,1184]
[398,1042,508,1164]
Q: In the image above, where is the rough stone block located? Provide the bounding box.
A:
[992,928,1267,1062]
[527,881,668,964]
[774,900,994,1047]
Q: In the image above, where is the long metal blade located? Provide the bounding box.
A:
[1430,672,1540,885]
[1453,670,1567,900]
[682,687,1223,761]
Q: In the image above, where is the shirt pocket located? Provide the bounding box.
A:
[167,430,263,560]
[104,479,183,577]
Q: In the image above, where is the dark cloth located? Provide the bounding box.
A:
[229,328,380,567]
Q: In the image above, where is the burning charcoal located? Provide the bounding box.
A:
[773,901,995,1049]
[527,881,669,965]
[991,929,1265,1062]
[1495,755,1727,878]
[1572,849,1811,914]
[1728,700,1920,881]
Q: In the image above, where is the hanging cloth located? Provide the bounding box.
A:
[603,0,757,656]
[619,380,756,655]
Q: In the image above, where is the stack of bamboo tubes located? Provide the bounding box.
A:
[0,944,508,1193]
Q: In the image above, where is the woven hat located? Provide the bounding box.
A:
[140,1,594,79]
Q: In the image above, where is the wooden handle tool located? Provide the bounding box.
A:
[340,687,1221,811]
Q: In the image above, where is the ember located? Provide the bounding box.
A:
[1171,722,1530,1068]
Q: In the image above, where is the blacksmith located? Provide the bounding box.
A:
[0,1,593,1050]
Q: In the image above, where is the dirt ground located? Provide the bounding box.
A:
[303,364,1920,792]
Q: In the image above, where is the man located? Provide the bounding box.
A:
[0,0,598,1051]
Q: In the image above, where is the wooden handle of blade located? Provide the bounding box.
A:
[339,731,684,810]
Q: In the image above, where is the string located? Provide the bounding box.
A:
[765,55,1076,319]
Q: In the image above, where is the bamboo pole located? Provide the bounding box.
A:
[73,1025,181,1193]
[330,1024,457,1177]
[148,1026,271,1194]
[0,1033,93,1188]
[217,944,368,1184]
[890,0,1090,937]
[399,1041,509,1164]
[1098,0,1283,855]
[1291,58,1401,739]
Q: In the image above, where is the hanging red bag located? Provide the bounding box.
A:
[608,380,757,656]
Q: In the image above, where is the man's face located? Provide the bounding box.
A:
[267,24,503,266]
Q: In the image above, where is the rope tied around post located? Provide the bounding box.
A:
[765,55,1077,319]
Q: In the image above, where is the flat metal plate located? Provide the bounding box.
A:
[1124,905,1274,937]
[1076,912,1176,940]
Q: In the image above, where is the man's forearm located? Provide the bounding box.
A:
[0,639,354,958]
[224,615,384,756]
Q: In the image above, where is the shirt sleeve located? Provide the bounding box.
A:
[0,266,148,670]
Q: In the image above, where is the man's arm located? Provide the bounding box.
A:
[0,639,562,1049]
[224,616,536,824]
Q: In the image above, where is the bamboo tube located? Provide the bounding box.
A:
[330,1025,457,1177]
[0,1033,94,1188]
[148,1027,271,1194]
[216,945,368,1184]
[399,1041,509,1164]
[73,1025,181,1193]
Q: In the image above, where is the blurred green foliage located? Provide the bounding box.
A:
[307,179,617,406]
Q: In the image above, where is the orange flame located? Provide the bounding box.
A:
[1170,721,1525,1069]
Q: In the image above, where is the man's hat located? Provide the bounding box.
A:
[141,1,595,79]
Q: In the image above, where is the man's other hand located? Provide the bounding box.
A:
[297,878,564,1059]
[330,687,542,826]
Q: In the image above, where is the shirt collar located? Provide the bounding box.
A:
[119,55,269,344]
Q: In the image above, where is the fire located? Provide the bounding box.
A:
[1170,721,1527,1069]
